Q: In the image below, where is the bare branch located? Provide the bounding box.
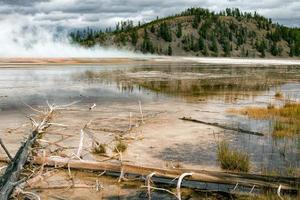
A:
[176,173,193,200]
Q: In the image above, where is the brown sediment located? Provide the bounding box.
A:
[1,57,300,66]
[0,57,143,66]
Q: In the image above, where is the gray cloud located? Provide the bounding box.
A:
[0,0,299,29]
[0,0,48,6]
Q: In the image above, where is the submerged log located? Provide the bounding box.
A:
[179,117,264,136]
[30,156,299,193]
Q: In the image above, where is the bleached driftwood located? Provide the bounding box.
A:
[277,185,283,200]
[89,103,96,111]
[0,102,78,200]
[0,104,55,199]
[22,170,58,189]
[0,154,298,196]
[30,183,95,190]
[146,172,156,199]
[76,130,85,158]
[29,156,299,193]
[176,173,193,200]
[15,188,41,200]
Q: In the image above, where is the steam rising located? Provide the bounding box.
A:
[0,15,138,58]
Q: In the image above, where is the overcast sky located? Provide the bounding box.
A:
[0,0,299,29]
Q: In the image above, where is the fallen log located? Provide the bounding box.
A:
[0,131,39,199]
[179,117,264,136]
[30,183,95,190]
[30,156,299,193]
[0,104,55,200]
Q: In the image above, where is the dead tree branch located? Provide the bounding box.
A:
[179,117,264,136]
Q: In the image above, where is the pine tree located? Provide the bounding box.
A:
[115,22,120,32]
[257,40,267,58]
[211,35,218,55]
[150,25,155,33]
[190,35,195,51]
[223,40,231,57]
[289,44,295,57]
[159,22,172,42]
[119,33,127,45]
[202,42,209,56]
[270,42,279,56]
[144,28,148,39]
[192,16,200,28]
[241,46,246,57]
[168,44,173,56]
[130,31,138,46]
[198,37,205,51]
[295,42,300,56]
[176,23,182,38]
[142,28,154,53]
[261,48,266,58]
[69,7,300,58]
[278,45,283,56]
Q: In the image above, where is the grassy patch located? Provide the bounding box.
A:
[272,121,299,137]
[92,143,107,155]
[230,102,300,137]
[84,70,97,79]
[114,140,128,153]
[237,193,298,200]
[261,166,299,177]
[217,141,250,172]
[275,91,283,98]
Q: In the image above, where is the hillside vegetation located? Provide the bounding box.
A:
[70,8,300,58]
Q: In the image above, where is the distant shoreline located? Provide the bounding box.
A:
[159,56,300,66]
[0,56,300,66]
[0,58,138,66]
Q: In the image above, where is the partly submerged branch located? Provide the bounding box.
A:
[179,117,264,136]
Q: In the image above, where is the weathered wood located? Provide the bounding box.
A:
[0,131,39,199]
[31,156,299,192]
[30,183,95,190]
[179,117,264,136]
[0,139,13,161]
[0,155,299,194]
[0,107,54,200]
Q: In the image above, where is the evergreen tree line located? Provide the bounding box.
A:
[69,7,300,57]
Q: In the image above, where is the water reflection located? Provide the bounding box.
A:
[1,64,300,176]
[81,64,300,175]
[83,65,300,103]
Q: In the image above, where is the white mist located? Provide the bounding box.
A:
[0,15,138,58]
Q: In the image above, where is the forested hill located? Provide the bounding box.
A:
[70,8,300,58]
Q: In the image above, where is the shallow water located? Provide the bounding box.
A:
[0,65,166,111]
[77,64,300,175]
[0,64,300,198]
[1,64,299,106]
